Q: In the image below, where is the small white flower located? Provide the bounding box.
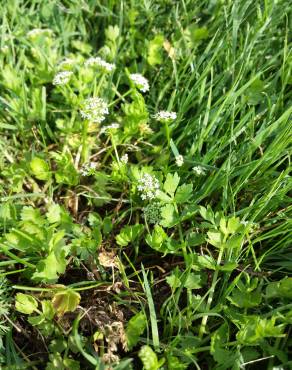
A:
[120,154,128,164]
[80,97,109,123]
[53,71,73,85]
[175,155,184,167]
[80,162,96,176]
[154,110,177,123]
[100,123,120,134]
[85,56,115,72]
[193,166,206,176]
[130,73,149,92]
[240,220,259,232]
[137,174,160,200]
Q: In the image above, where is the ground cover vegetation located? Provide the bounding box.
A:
[0,0,291,369]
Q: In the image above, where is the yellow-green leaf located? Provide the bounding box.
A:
[52,289,80,316]
[15,293,38,314]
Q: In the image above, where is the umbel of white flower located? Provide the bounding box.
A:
[137,174,160,200]
[100,123,120,134]
[80,162,96,176]
[193,166,206,176]
[80,97,109,123]
[120,154,128,164]
[154,110,177,123]
[175,155,184,167]
[130,73,149,93]
[53,71,73,85]
[85,56,115,72]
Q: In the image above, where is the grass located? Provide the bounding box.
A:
[0,0,291,369]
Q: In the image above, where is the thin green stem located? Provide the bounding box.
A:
[81,120,89,163]
[199,247,224,338]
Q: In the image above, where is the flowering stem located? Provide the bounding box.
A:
[109,89,132,106]
[94,74,105,96]
[164,121,170,147]
[81,120,89,163]
[110,134,120,166]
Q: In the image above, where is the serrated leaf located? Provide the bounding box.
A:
[199,205,214,223]
[15,293,38,314]
[163,173,180,197]
[211,323,229,353]
[156,190,172,202]
[166,274,181,290]
[49,338,67,354]
[196,254,216,270]
[175,184,193,204]
[138,345,162,370]
[207,231,223,248]
[45,353,64,370]
[210,323,241,368]
[32,250,67,283]
[225,234,243,249]
[160,203,178,228]
[147,34,164,66]
[186,232,205,247]
[52,289,80,316]
[180,204,199,221]
[21,206,45,225]
[266,277,292,299]
[237,316,284,345]
[30,157,51,181]
[105,25,120,41]
[145,225,168,253]
[166,356,188,370]
[219,217,228,235]
[46,204,61,224]
[184,273,203,290]
[126,312,147,350]
[116,224,144,246]
[228,289,262,308]
[227,217,241,234]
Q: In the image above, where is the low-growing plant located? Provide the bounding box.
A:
[0,0,291,369]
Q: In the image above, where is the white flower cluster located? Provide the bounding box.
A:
[85,57,115,72]
[120,154,128,164]
[175,155,184,167]
[193,166,206,176]
[154,110,177,122]
[80,97,109,123]
[137,174,160,200]
[240,220,259,232]
[130,73,149,92]
[100,123,120,134]
[53,71,73,86]
[80,162,96,176]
